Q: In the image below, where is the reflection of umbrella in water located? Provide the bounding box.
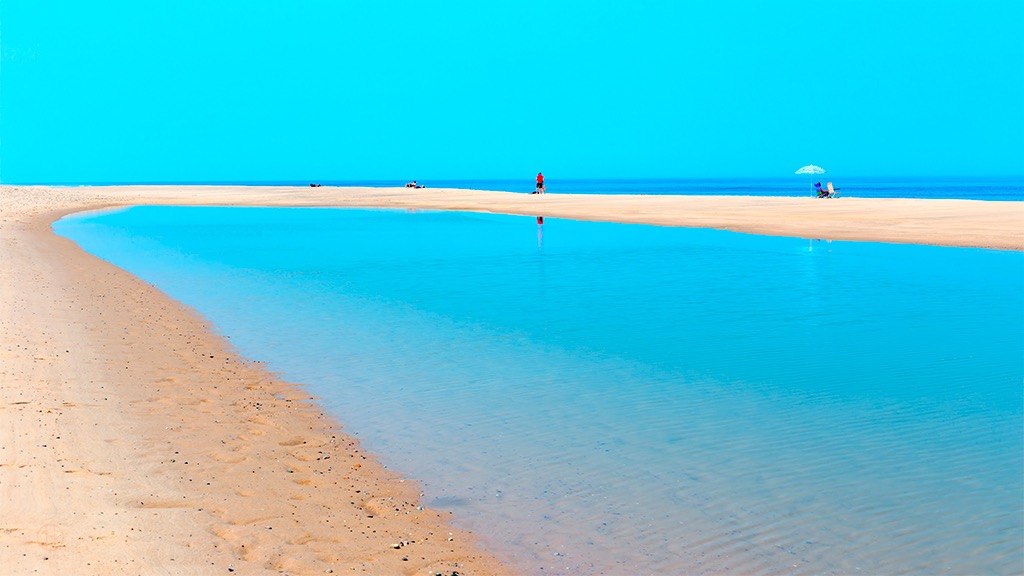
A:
[795,164,826,194]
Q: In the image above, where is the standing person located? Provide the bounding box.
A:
[535,172,545,194]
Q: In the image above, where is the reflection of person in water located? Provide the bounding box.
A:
[537,216,543,224]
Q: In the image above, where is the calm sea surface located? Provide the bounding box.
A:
[56,201,1023,575]
[59,176,1024,200]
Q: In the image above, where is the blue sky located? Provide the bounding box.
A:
[2,0,1022,183]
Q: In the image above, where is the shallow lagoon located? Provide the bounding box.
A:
[56,207,1024,575]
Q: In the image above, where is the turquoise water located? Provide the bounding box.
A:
[56,207,1024,575]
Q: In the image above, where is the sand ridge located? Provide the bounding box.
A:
[1,184,1021,574]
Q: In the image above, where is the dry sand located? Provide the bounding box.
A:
[1,185,1021,575]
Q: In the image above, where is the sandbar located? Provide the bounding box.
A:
[1,184,1020,574]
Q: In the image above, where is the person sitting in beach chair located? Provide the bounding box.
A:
[815,182,840,198]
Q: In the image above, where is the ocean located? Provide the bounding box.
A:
[54,182,1024,574]
[59,176,1024,201]
[325,176,1024,200]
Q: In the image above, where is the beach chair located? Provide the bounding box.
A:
[826,182,840,198]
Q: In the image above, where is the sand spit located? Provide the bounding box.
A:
[11,184,1022,250]
[1,184,1020,574]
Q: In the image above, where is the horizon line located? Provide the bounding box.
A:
[5,174,1024,187]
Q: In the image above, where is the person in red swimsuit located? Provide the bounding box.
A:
[535,172,545,194]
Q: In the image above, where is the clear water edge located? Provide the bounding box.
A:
[54,205,1024,575]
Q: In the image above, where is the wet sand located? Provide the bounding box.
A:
[1,185,1020,574]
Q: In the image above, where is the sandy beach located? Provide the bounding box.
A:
[2,184,1021,575]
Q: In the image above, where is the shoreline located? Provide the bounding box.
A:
[1,187,514,575]
[2,184,1022,574]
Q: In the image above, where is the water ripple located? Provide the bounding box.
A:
[56,207,1024,575]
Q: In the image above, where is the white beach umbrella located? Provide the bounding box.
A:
[795,164,826,195]
[795,164,826,175]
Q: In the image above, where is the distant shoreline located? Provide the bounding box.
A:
[11,176,1024,202]
[13,184,1023,250]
